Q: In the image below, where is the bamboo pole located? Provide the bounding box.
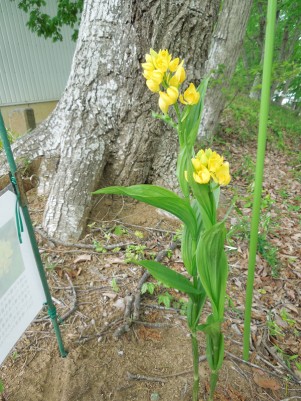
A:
[243,0,277,361]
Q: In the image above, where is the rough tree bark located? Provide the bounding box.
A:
[0,0,251,241]
[199,0,253,139]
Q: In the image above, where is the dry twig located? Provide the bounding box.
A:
[225,351,287,381]
[262,338,301,384]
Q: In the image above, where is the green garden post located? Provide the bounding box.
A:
[243,0,277,361]
[0,111,67,358]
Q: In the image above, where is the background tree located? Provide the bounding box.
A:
[235,0,301,106]
[0,0,252,241]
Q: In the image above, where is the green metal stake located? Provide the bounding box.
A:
[0,111,67,358]
[243,0,277,361]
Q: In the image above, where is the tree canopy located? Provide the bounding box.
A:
[11,0,83,41]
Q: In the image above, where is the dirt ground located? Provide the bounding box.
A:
[1,128,301,401]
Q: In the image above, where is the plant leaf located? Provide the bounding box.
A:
[196,222,228,318]
[93,185,198,239]
[134,260,201,298]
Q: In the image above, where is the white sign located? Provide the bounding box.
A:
[0,189,46,365]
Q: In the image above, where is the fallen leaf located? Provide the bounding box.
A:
[253,370,281,390]
[74,254,92,264]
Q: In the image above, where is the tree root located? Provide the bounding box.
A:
[113,240,180,339]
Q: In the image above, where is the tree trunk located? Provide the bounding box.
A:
[198,0,253,140]
[1,0,221,241]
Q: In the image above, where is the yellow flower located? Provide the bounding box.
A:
[215,162,231,186]
[168,74,181,87]
[149,70,163,85]
[192,148,231,186]
[158,86,179,113]
[207,151,224,173]
[141,62,155,72]
[142,49,159,76]
[143,70,153,80]
[191,157,203,171]
[179,83,200,105]
[196,148,212,166]
[169,57,180,72]
[193,166,211,184]
[146,80,160,92]
[159,96,169,114]
[154,49,171,72]
[174,60,186,84]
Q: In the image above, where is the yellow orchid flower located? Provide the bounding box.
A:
[174,60,186,84]
[215,162,231,186]
[196,149,209,166]
[146,80,160,92]
[169,57,180,72]
[141,62,154,72]
[155,49,172,73]
[149,70,164,85]
[191,157,203,171]
[193,165,211,184]
[179,83,200,105]
[158,96,169,114]
[207,151,224,173]
[158,86,179,113]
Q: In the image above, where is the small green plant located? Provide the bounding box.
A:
[113,225,128,236]
[257,234,279,277]
[141,282,156,295]
[125,244,146,262]
[280,309,296,327]
[111,278,119,293]
[45,262,58,271]
[166,249,173,258]
[267,313,284,338]
[103,232,111,241]
[295,361,301,371]
[93,240,107,253]
[158,291,173,308]
[0,378,4,394]
[134,230,144,239]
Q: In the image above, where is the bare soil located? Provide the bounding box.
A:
[1,129,301,401]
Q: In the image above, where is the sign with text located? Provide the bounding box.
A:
[0,188,46,365]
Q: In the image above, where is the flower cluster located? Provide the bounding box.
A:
[191,148,231,186]
[142,49,200,114]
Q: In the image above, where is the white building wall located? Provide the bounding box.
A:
[0,0,76,106]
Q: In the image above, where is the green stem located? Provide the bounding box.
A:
[174,103,183,146]
[209,371,218,401]
[243,0,277,361]
[191,330,199,401]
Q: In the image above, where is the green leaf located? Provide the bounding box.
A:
[176,148,190,198]
[181,224,196,276]
[93,185,198,239]
[158,292,173,308]
[134,260,201,299]
[196,222,228,319]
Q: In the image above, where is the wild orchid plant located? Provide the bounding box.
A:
[94,49,231,401]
